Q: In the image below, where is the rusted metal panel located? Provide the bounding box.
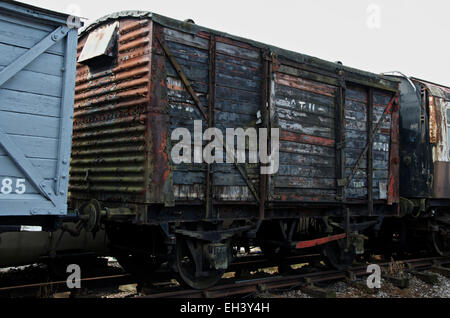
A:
[433,162,450,198]
[411,78,450,199]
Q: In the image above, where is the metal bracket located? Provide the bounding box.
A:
[0,26,69,87]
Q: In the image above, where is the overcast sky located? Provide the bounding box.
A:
[21,0,450,86]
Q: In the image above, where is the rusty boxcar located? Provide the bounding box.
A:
[71,11,400,288]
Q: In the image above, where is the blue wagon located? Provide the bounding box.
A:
[0,1,79,225]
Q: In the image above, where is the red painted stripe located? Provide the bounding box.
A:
[295,233,347,249]
[280,131,335,147]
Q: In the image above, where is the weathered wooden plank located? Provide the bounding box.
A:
[280,140,335,157]
[166,59,208,83]
[167,74,208,94]
[278,120,335,139]
[213,172,258,187]
[213,185,253,201]
[0,16,64,55]
[216,85,261,104]
[215,110,257,127]
[173,171,205,185]
[0,89,61,117]
[280,130,335,148]
[273,188,336,197]
[168,86,208,106]
[0,66,62,97]
[163,28,209,50]
[277,64,340,87]
[0,43,63,77]
[275,73,336,98]
[215,99,259,116]
[0,111,60,139]
[216,72,261,92]
[0,155,57,179]
[274,176,335,189]
[275,82,335,110]
[277,107,334,128]
[0,135,58,160]
[216,59,261,81]
[345,86,367,102]
[216,42,260,61]
[165,40,209,64]
[278,164,336,178]
[174,184,205,200]
[279,152,335,167]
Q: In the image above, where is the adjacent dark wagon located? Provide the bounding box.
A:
[71,11,400,288]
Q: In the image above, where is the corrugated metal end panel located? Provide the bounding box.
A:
[0,2,77,216]
[162,26,261,203]
[70,17,153,206]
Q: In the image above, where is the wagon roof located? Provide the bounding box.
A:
[2,1,81,25]
[80,10,398,91]
[411,77,450,101]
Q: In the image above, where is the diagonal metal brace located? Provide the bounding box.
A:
[156,34,208,120]
[0,128,57,206]
[345,95,398,187]
[156,33,260,203]
[0,26,69,87]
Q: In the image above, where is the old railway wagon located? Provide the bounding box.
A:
[0,1,78,230]
[71,11,400,288]
[381,76,450,256]
[0,1,110,270]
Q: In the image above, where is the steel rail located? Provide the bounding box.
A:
[140,256,450,298]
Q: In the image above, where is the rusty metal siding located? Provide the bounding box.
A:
[412,79,450,198]
[70,17,152,205]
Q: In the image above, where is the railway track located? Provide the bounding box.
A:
[0,255,449,298]
[139,256,450,298]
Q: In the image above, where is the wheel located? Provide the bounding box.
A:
[321,240,356,270]
[428,229,449,257]
[116,254,162,283]
[175,238,224,290]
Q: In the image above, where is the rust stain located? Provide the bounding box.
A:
[387,96,400,206]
